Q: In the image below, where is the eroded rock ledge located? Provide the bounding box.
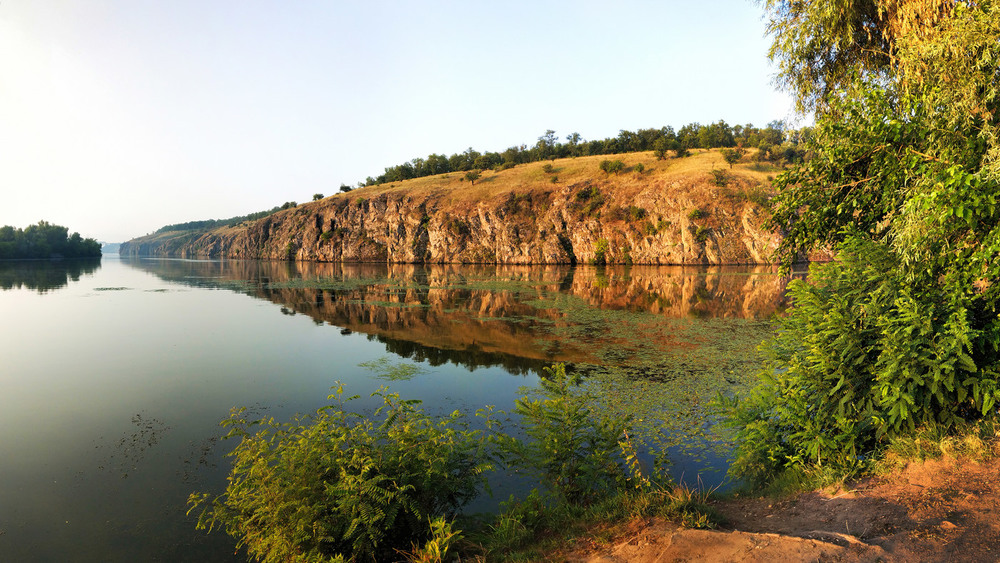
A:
[122,172,784,265]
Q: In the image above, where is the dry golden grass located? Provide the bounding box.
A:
[328,148,781,209]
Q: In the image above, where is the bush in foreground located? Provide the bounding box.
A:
[190,364,717,561]
[188,385,493,562]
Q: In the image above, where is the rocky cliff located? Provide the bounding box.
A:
[121,152,792,265]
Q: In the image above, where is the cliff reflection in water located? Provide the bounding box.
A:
[0,259,101,293]
[120,258,797,371]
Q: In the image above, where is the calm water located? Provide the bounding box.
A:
[0,256,797,561]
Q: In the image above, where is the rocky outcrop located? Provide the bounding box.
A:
[121,174,785,265]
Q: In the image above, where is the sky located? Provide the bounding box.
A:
[1,1,796,243]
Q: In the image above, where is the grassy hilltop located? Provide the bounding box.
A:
[122,147,795,265]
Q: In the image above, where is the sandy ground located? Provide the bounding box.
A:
[558,455,1000,562]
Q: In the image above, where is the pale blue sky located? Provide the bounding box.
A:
[1,1,794,243]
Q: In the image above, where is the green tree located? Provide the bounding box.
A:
[0,221,101,259]
[725,1,1000,482]
[653,138,670,160]
[312,193,324,201]
[720,147,744,169]
[464,170,481,185]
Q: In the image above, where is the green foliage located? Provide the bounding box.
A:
[725,234,1000,483]
[709,168,728,187]
[686,208,707,220]
[339,184,353,193]
[759,0,894,113]
[626,206,646,221]
[400,517,462,563]
[719,147,744,169]
[591,239,610,265]
[0,221,101,260]
[633,163,645,174]
[573,185,605,216]
[154,205,290,234]
[446,217,471,237]
[464,170,481,185]
[503,364,630,503]
[320,231,333,243]
[187,385,493,562]
[722,3,1000,487]
[653,137,670,160]
[313,193,324,201]
[598,159,624,176]
[541,163,554,174]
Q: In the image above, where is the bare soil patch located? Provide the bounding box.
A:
[558,456,1000,562]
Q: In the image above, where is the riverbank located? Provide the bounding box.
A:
[558,453,1000,562]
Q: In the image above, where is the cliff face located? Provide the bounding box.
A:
[121,153,788,265]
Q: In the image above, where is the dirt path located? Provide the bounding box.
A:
[560,456,1000,562]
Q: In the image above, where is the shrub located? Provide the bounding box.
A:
[598,159,625,175]
[313,193,324,201]
[710,168,728,186]
[720,147,745,169]
[592,238,610,265]
[320,231,333,242]
[464,170,481,185]
[447,218,471,237]
[634,163,645,174]
[502,364,629,503]
[720,238,998,485]
[542,163,554,174]
[574,186,605,216]
[187,386,493,562]
[687,208,707,220]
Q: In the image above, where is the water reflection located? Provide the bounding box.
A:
[0,258,101,293]
[120,258,798,370]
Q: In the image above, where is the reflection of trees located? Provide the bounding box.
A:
[119,258,795,370]
[371,334,545,376]
[0,259,101,293]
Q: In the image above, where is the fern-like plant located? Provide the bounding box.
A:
[188,384,493,562]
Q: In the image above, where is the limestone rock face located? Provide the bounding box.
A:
[121,178,788,265]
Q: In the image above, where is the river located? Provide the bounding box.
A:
[0,255,800,561]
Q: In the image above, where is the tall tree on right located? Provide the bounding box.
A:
[725,1,1000,483]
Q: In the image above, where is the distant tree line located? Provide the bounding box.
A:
[155,202,299,234]
[0,221,101,259]
[364,120,805,186]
